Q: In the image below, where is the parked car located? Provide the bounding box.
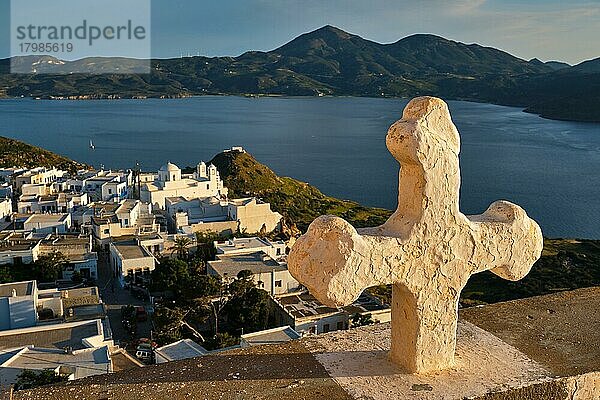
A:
[135,343,153,363]
[136,306,148,321]
[135,339,156,364]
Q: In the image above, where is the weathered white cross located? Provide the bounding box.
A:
[288,96,543,374]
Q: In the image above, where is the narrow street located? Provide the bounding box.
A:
[96,253,152,346]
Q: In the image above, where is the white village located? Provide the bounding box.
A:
[0,145,390,390]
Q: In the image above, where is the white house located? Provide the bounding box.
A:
[240,326,301,348]
[83,170,132,202]
[23,214,72,234]
[91,200,159,248]
[208,251,300,296]
[155,339,208,364]
[271,291,391,336]
[0,281,38,331]
[0,345,112,386]
[0,183,13,199]
[166,196,282,235]
[109,239,156,278]
[227,198,282,234]
[18,192,88,214]
[101,180,128,203]
[14,168,66,191]
[0,198,11,219]
[214,237,286,259]
[0,236,41,266]
[40,235,98,280]
[141,162,228,210]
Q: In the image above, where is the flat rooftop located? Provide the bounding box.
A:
[215,237,274,253]
[165,196,188,203]
[65,304,106,322]
[0,280,34,297]
[92,215,119,224]
[25,214,68,223]
[0,232,13,241]
[342,292,389,315]
[0,320,101,351]
[0,238,40,251]
[116,200,138,214]
[241,326,301,346]
[86,176,116,182]
[1,346,111,378]
[38,194,59,201]
[42,235,89,246]
[156,339,208,362]
[277,291,340,319]
[90,202,121,213]
[112,240,150,259]
[209,252,286,277]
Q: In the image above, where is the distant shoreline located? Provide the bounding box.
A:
[4,93,599,124]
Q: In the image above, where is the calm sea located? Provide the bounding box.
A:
[1,96,599,239]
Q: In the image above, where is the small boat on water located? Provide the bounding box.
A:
[89,140,95,150]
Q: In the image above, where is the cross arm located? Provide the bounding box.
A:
[288,215,403,308]
[467,200,543,280]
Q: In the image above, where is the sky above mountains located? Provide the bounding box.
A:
[1,0,598,64]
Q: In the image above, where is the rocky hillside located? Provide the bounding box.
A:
[0,136,89,172]
[209,150,392,232]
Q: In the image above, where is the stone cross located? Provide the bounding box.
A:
[288,96,543,374]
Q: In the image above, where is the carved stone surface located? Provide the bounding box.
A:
[288,96,543,374]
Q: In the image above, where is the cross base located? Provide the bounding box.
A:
[307,321,549,399]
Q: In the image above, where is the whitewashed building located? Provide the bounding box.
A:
[141,162,228,210]
[14,168,66,191]
[155,339,208,364]
[207,237,299,296]
[23,214,72,235]
[18,192,88,214]
[39,235,98,280]
[91,200,159,248]
[109,239,156,278]
[0,345,112,386]
[0,281,39,331]
[166,196,282,235]
[0,198,11,219]
[0,235,41,266]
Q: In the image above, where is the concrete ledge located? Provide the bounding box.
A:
[13,287,600,400]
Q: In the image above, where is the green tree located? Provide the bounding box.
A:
[152,306,185,345]
[14,369,69,391]
[195,231,221,245]
[151,258,221,303]
[150,258,189,295]
[71,270,83,284]
[224,283,271,333]
[33,252,68,282]
[181,274,220,300]
[172,236,193,260]
[210,269,271,334]
[203,332,239,351]
[0,266,14,284]
[195,231,220,262]
[351,313,374,327]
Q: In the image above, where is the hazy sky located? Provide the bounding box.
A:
[1,0,599,64]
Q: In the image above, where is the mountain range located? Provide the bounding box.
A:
[1,25,599,122]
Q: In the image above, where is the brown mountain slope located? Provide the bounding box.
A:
[209,150,392,232]
[0,136,89,172]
